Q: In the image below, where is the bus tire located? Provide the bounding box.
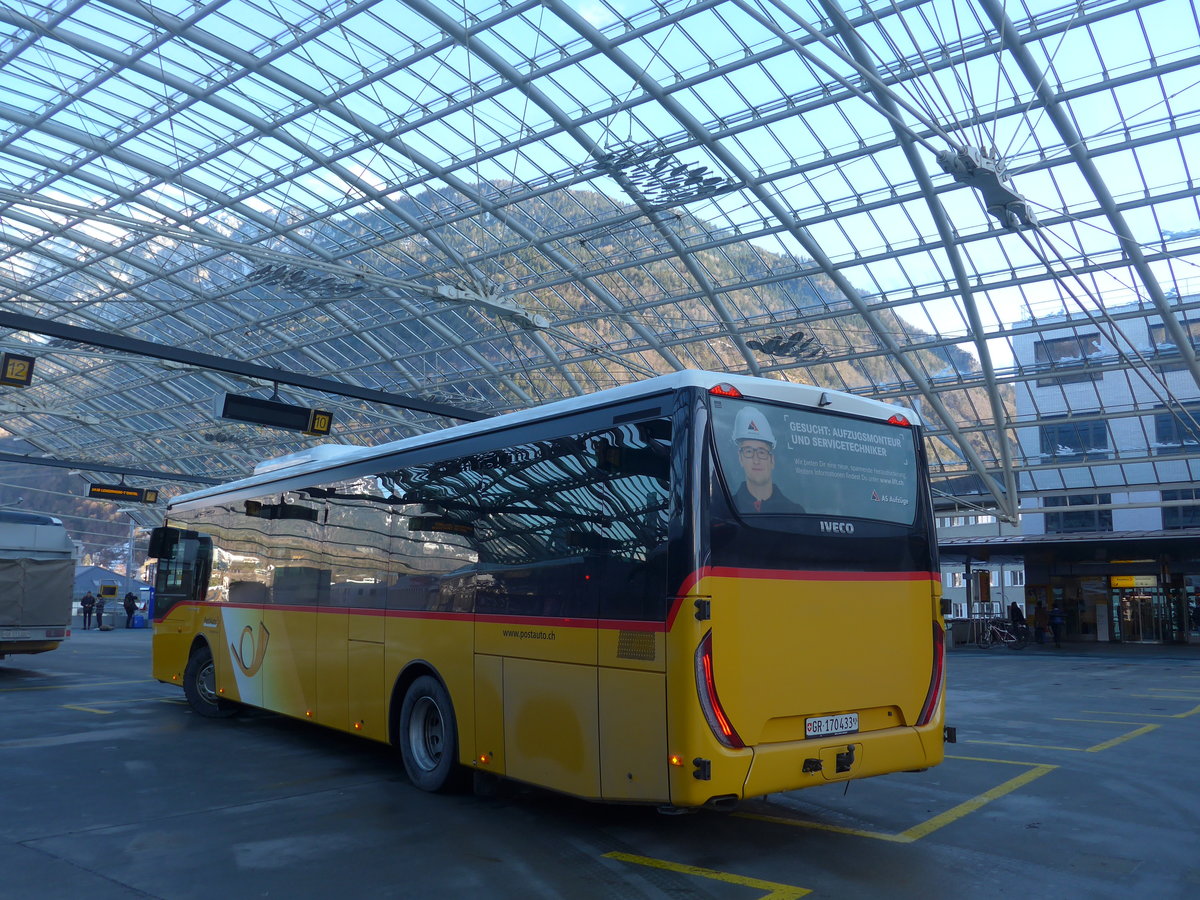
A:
[183,644,237,719]
[399,675,466,792]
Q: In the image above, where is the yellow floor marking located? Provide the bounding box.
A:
[967,722,1159,753]
[1128,696,1195,705]
[61,697,164,714]
[737,757,1056,844]
[966,739,1089,751]
[1082,703,1200,718]
[605,851,810,899]
[1085,724,1159,751]
[0,679,154,693]
[897,764,1056,842]
[735,809,905,842]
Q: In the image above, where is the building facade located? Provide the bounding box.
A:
[1011,302,1200,643]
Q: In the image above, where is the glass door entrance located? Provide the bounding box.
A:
[1111,588,1170,643]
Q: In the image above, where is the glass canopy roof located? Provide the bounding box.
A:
[1,0,1198,524]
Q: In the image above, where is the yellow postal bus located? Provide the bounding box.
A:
[151,371,947,809]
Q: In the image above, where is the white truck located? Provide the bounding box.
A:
[0,509,75,660]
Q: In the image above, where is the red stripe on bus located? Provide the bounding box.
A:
[157,603,656,630]
[475,613,599,629]
[384,609,473,622]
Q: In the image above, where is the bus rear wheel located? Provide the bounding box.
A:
[183,644,237,718]
[399,675,466,792]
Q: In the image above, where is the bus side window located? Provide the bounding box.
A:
[148,526,178,560]
[151,529,213,616]
[593,419,673,623]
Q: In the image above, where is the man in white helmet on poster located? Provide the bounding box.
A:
[730,405,804,514]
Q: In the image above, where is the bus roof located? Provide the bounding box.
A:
[169,370,917,510]
[0,509,64,527]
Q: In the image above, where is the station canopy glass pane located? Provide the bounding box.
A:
[0,0,1198,524]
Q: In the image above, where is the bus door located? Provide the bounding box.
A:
[320,479,391,740]
[467,431,621,800]
[592,416,673,802]
[475,558,601,798]
[149,527,218,688]
[248,495,324,719]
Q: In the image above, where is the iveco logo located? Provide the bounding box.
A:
[820,521,855,534]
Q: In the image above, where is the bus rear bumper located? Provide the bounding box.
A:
[742,724,944,799]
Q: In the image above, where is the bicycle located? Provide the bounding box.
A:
[975,617,1028,650]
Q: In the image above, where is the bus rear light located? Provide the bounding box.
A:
[708,383,743,398]
[916,622,945,726]
[694,631,744,749]
[887,414,912,427]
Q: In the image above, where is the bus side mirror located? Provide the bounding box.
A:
[147,526,178,559]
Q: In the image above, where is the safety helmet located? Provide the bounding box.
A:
[732,406,776,448]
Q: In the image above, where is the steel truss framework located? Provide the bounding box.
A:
[1,0,1199,525]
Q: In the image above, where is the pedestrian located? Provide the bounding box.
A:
[1008,600,1026,639]
[1049,602,1066,648]
[123,591,138,628]
[95,594,106,630]
[1033,601,1049,645]
[80,591,96,630]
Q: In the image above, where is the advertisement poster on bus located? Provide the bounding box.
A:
[711,397,918,525]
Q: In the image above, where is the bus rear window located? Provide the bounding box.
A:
[710,397,919,525]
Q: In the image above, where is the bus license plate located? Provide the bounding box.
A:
[805,713,859,738]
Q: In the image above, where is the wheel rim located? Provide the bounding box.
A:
[197,660,219,705]
[407,695,445,772]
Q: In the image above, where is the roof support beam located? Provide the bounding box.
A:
[0,451,220,485]
[0,311,487,422]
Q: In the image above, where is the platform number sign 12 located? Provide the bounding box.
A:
[0,353,34,388]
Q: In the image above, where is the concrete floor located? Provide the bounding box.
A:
[2,626,1198,899]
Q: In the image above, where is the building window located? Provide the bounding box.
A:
[1005,569,1025,587]
[1034,333,1103,386]
[949,572,965,588]
[1153,404,1200,455]
[1043,494,1113,534]
[1149,320,1200,372]
[1038,415,1109,460]
[1163,488,1200,529]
